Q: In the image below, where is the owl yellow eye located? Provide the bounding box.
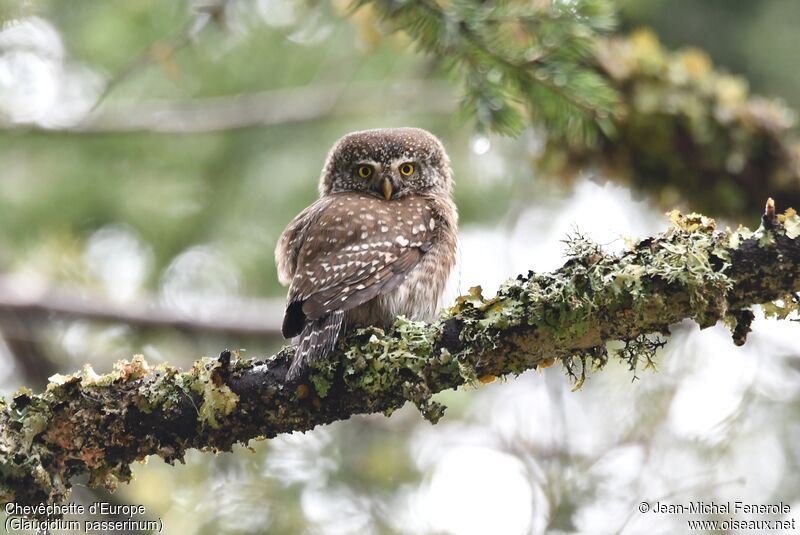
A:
[399,163,415,176]
[357,165,373,179]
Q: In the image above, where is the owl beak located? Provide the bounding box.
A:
[382,177,393,200]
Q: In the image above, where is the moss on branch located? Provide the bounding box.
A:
[2,206,800,511]
[542,30,800,219]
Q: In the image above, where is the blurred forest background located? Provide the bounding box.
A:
[1,0,800,534]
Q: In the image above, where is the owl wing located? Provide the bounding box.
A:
[281,193,435,337]
[274,197,334,286]
[297,245,428,319]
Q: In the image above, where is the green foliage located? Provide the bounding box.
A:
[355,0,620,141]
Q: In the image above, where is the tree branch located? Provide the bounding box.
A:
[0,312,59,387]
[0,274,284,338]
[543,30,800,219]
[0,82,456,135]
[2,205,800,510]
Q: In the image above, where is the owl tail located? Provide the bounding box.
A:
[287,310,345,380]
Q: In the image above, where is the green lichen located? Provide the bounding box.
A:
[20,413,48,451]
[762,294,800,320]
[449,210,743,386]
[189,358,240,429]
[729,207,796,250]
[308,359,336,398]
[780,208,800,239]
[45,361,126,392]
[0,389,67,507]
[0,355,223,510]
[46,371,81,391]
[728,224,753,250]
[136,366,182,413]
[341,317,450,421]
[562,345,610,391]
[104,355,151,384]
[456,358,479,386]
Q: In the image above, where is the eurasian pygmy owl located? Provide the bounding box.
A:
[275,127,458,379]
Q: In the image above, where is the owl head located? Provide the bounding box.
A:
[319,127,453,200]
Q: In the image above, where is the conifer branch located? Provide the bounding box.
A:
[357,0,619,139]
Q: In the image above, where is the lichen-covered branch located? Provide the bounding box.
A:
[2,206,800,511]
[542,30,800,219]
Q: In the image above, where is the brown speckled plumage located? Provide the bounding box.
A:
[275,128,458,379]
